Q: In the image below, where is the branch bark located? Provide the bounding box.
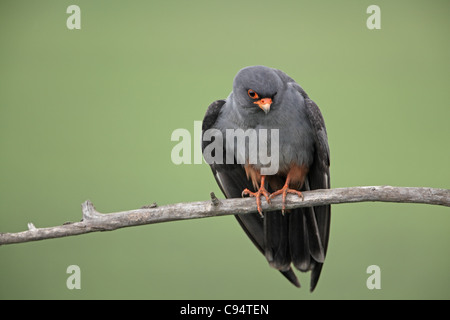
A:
[1,186,449,246]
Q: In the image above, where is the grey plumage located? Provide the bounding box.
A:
[202,66,331,291]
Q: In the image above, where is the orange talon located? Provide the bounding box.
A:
[242,175,270,217]
[269,172,304,214]
[269,185,303,214]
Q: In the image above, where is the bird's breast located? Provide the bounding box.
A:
[221,106,315,174]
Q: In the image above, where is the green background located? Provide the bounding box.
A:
[1,0,449,299]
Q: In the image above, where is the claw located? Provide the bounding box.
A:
[269,185,304,214]
[241,176,270,217]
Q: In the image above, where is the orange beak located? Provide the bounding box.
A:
[253,98,272,114]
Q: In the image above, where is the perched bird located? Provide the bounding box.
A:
[201,66,331,291]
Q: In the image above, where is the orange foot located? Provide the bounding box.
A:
[242,175,270,217]
[269,184,304,214]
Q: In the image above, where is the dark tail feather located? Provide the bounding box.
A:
[310,260,324,292]
[289,209,310,272]
[281,268,301,288]
[304,207,325,263]
[264,211,291,271]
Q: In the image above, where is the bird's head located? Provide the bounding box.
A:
[232,65,283,115]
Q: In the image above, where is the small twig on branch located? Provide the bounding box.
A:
[210,192,222,207]
[0,186,449,246]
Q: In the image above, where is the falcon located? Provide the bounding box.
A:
[201,66,331,291]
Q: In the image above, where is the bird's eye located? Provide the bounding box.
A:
[247,89,259,99]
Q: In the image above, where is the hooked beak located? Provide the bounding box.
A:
[253,98,272,114]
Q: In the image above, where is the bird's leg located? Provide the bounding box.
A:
[241,175,271,217]
[269,172,304,214]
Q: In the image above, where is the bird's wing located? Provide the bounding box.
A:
[291,83,331,291]
[201,99,301,287]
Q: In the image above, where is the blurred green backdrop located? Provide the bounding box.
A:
[1,0,449,299]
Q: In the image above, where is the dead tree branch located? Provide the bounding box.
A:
[0,186,449,246]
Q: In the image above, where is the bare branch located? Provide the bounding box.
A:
[1,186,449,246]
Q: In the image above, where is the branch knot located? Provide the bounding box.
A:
[81,200,101,220]
[210,192,222,207]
